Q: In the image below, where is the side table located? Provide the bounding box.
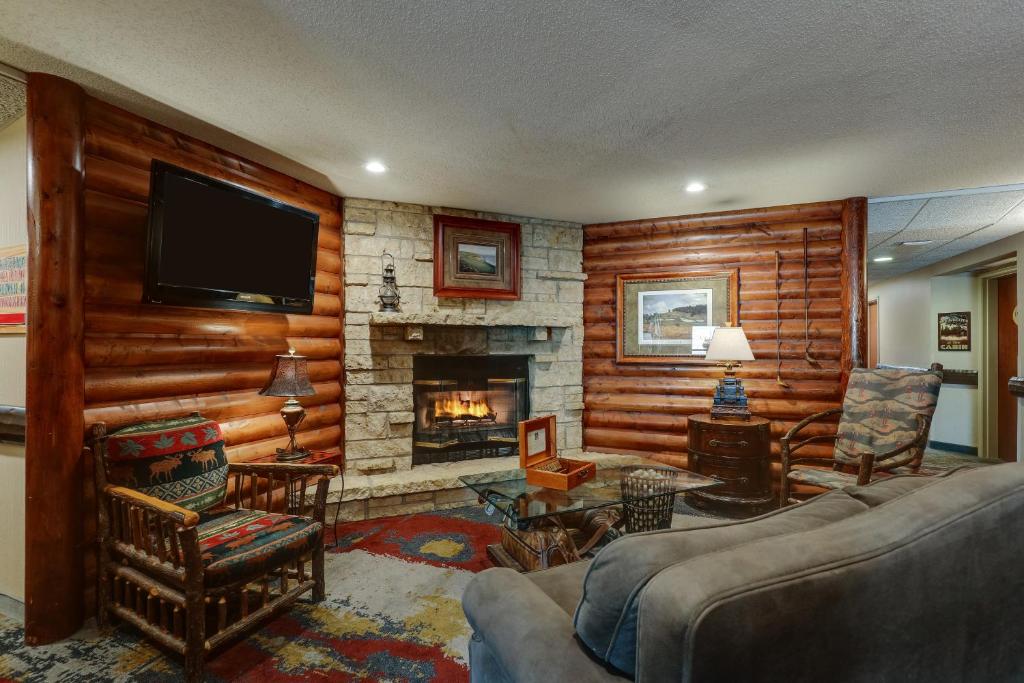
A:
[687,414,774,510]
[250,449,345,547]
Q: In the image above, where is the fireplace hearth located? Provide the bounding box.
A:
[413,355,529,465]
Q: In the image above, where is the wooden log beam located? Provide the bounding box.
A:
[25,73,86,644]
[841,197,868,383]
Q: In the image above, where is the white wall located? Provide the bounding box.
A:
[0,115,26,601]
[869,233,1024,460]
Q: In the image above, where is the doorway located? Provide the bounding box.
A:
[995,274,1017,461]
[867,299,878,368]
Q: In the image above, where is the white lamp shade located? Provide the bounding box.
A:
[705,326,754,362]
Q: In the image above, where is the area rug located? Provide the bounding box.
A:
[0,506,502,682]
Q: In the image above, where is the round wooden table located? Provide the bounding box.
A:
[686,414,774,510]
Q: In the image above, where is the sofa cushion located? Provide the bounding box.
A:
[527,559,592,616]
[573,490,869,675]
[105,414,228,512]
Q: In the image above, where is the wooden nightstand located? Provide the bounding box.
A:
[250,449,345,545]
[686,414,774,510]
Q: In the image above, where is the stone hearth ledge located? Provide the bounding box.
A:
[325,452,654,521]
[368,310,578,328]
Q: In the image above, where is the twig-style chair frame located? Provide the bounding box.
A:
[780,363,943,505]
[90,420,339,682]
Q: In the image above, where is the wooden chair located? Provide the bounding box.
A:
[780,363,943,505]
[89,413,339,682]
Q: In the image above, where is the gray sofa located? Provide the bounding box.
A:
[462,463,1024,682]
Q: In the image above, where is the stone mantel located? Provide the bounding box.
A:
[368,310,577,341]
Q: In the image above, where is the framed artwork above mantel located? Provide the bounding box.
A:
[433,214,521,300]
[615,270,738,364]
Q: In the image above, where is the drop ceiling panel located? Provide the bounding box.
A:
[867,200,926,234]
[905,191,1024,232]
[868,230,900,248]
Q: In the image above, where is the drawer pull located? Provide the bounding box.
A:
[709,439,748,448]
[711,474,751,486]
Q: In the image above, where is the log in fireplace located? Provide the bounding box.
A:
[412,355,529,465]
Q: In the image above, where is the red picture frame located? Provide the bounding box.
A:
[433,214,521,300]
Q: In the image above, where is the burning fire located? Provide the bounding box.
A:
[434,394,495,421]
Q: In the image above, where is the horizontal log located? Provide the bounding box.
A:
[226,425,342,462]
[583,428,834,459]
[85,336,341,368]
[85,360,340,403]
[84,381,341,429]
[84,99,341,215]
[583,201,844,240]
[583,221,840,259]
[582,260,842,289]
[584,376,841,400]
[220,404,341,446]
[85,303,340,338]
[82,188,341,256]
[583,359,842,381]
[583,410,838,437]
[585,393,838,419]
[584,238,842,272]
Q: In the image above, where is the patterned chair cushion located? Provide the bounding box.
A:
[834,366,942,468]
[105,414,228,513]
[787,466,858,490]
[198,509,323,587]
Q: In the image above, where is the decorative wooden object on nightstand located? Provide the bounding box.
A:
[687,414,773,510]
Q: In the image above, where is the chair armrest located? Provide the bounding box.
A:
[104,485,199,528]
[781,407,842,448]
[849,414,931,483]
[463,568,624,683]
[227,462,338,522]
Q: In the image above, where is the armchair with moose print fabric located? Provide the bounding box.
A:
[92,413,338,682]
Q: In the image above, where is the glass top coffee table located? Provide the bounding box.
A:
[460,459,721,571]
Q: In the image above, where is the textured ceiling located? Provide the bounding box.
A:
[0,1,1023,223]
[0,76,25,131]
[868,187,1024,281]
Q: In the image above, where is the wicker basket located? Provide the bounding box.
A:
[620,465,683,533]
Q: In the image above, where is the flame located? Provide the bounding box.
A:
[434,393,494,420]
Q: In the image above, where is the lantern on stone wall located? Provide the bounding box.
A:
[378,251,401,312]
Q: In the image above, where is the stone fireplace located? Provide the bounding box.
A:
[337,198,586,519]
[412,355,530,465]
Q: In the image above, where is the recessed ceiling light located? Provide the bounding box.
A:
[685,181,707,193]
[900,240,933,246]
[873,256,894,263]
[364,160,387,174]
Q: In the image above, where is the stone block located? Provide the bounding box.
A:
[388,355,414,369]
[344,221,376,236]
[389,423,413,438]
[402,492,434,503]
[330,500,368,522]
[388,411,415,424]
[346,400,369,415]
[345,354,374,370]
[352,456,398,473]
[345,207,377,222]
[346,413,389,441]
[345,324,370,340]
[434,487,479,505]
[368,384,413,412]
[548,249,582,272]
[558,281,584,303]
[346,272,370,286]
[366,501,435,519]
[534,224,583,250]
[405,325,424,341]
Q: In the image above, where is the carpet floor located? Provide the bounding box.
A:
[0,506,502,682]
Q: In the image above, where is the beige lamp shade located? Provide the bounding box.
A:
[705,326,754,362]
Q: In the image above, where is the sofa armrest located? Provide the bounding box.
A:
[463,568,623,682]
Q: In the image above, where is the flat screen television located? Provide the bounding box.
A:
[144,161,320,315]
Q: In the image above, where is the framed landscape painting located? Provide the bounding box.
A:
[433,214,520,299]
[938,311,971,351]
[616,270,738,364]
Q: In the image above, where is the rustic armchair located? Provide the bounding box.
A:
[90,413,339,682]
[780,363,943,505]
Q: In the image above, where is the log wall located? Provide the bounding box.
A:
[78,97,344,615]
[582,199,866,467]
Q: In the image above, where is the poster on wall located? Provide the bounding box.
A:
[937,311,970,351]
[0,244,27,334]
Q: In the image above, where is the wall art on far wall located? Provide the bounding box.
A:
[0,244,27,334]
[938,311,971,351]
[433,214,520,299]
[616,270,738,364]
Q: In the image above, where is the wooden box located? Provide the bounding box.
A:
[518,415,595,491]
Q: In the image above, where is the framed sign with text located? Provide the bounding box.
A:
[0,244,27,334]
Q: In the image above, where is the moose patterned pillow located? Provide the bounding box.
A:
[105,414,229,513]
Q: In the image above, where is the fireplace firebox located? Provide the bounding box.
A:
[412,355,529,465]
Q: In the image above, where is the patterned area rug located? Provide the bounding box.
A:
[0,506,502,682]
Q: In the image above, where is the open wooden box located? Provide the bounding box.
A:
[518,415,596,491]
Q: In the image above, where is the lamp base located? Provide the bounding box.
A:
[276,447,312,462]
[710,376,751,421]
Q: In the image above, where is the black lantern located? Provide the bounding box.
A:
[378,251,401,312]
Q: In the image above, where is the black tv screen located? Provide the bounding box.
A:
[144,161,319,314]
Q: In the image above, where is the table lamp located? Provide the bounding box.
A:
[704,326,754,420]
[260,348,316,461]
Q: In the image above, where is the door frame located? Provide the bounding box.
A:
[980,264,1017,460]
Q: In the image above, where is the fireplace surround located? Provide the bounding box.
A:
[412,355,529,465]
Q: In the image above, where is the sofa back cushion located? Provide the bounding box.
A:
[104,414,228,512]
[573,490,869,675]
